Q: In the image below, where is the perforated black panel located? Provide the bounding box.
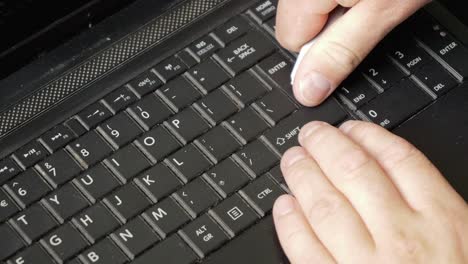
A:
[0,0,227,138]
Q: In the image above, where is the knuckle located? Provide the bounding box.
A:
[380,137,420,169]
[387,229,426,262]
[306,192,345,225]
[335,147,373,180]
[301,124,333,147]
[320,40,362,74]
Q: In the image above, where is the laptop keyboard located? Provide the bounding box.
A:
[1,0,468,263]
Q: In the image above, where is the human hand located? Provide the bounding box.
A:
[273,120,468,263]
[276,0,430,106]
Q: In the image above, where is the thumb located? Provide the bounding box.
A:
[293,0,428,107]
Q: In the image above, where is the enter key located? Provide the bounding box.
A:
[263,99,347,154]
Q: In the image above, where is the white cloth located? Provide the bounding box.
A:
[290,8,347,83]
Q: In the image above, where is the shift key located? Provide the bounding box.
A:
[264,99,347,154]
[214,33,275,75]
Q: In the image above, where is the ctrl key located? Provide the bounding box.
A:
[239,174,285,216]
[40,223,88,263]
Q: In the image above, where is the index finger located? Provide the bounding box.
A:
[276,0,337,51]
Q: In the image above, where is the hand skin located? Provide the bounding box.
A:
[273,121,468,263]
[276,0,430,106]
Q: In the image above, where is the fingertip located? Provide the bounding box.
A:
[273,195,297,218]
[293,71,334,107]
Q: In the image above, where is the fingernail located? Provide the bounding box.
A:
[274,195,295,216]
[282,148,307,168]
[299,71,332,105]
[339,120,359,133]
[299,121,325,144]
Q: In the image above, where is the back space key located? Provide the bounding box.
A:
[263,99,347,154]
[214,33,275,75]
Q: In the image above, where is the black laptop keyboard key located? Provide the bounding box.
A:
[104,144,151,182]
[5,169,51,208]
[13,141,48,169]
[195,126,242,162]
[179,214,229,258]
[177,50,199,69]
[134,164,182,202]
[264,99,347,154]
[225,107,269,143]
[234,140,279,177]
[103,86,138,113]
[361,79,433,129]
[360,56,406,90]
[388,42,432,73]
[10,203,58,244]
[67,131,113,169]
[173,178,220,217]
[98,112,143,149]
[0,158,21,184]
[413,62,458,96]
[40,125,75,152]
[188,59,230,93]
[264,17,276,35]
[73,164,121,203]
[129,94,173,130]
[73,202,120,243]
[414,16,468,79]
[157,77,201,112]
[215,33,276,75]
[154,56,187,82]
[267,165,284,184]
[142,197,191,238]
[195,89,239,125]
[133,235,197,264]
[249,0,278,23]
[135,126,181,163]
[256,53,294,96]
[9,244,55,264]
[40,223,88,263]
[77,102,113,130]
[111,217,160,259]
[42,183,89,223]
[188,35,222,61]
[337,74,379,108]
[224,71,269,106]
[166,144,212,182]
[36,150,82,187]
[240,174,285,216]
[128,70,163,97]
[254,89,297,123]
[165,107,211,144]
[79,238,127,264]
[203,158,251,198]
[0,224,25,260]
[214,16,251,44]
[104,183,151,223]
[64,118,87,137]
[209,194,259,236]
[0,189,18,222]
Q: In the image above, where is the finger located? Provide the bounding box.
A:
[340,120,468,211]
[293,0,429,106]
[276,0,337,51]
[298,122,414,232]
[273,195,336,264]
[281,147,374,262]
